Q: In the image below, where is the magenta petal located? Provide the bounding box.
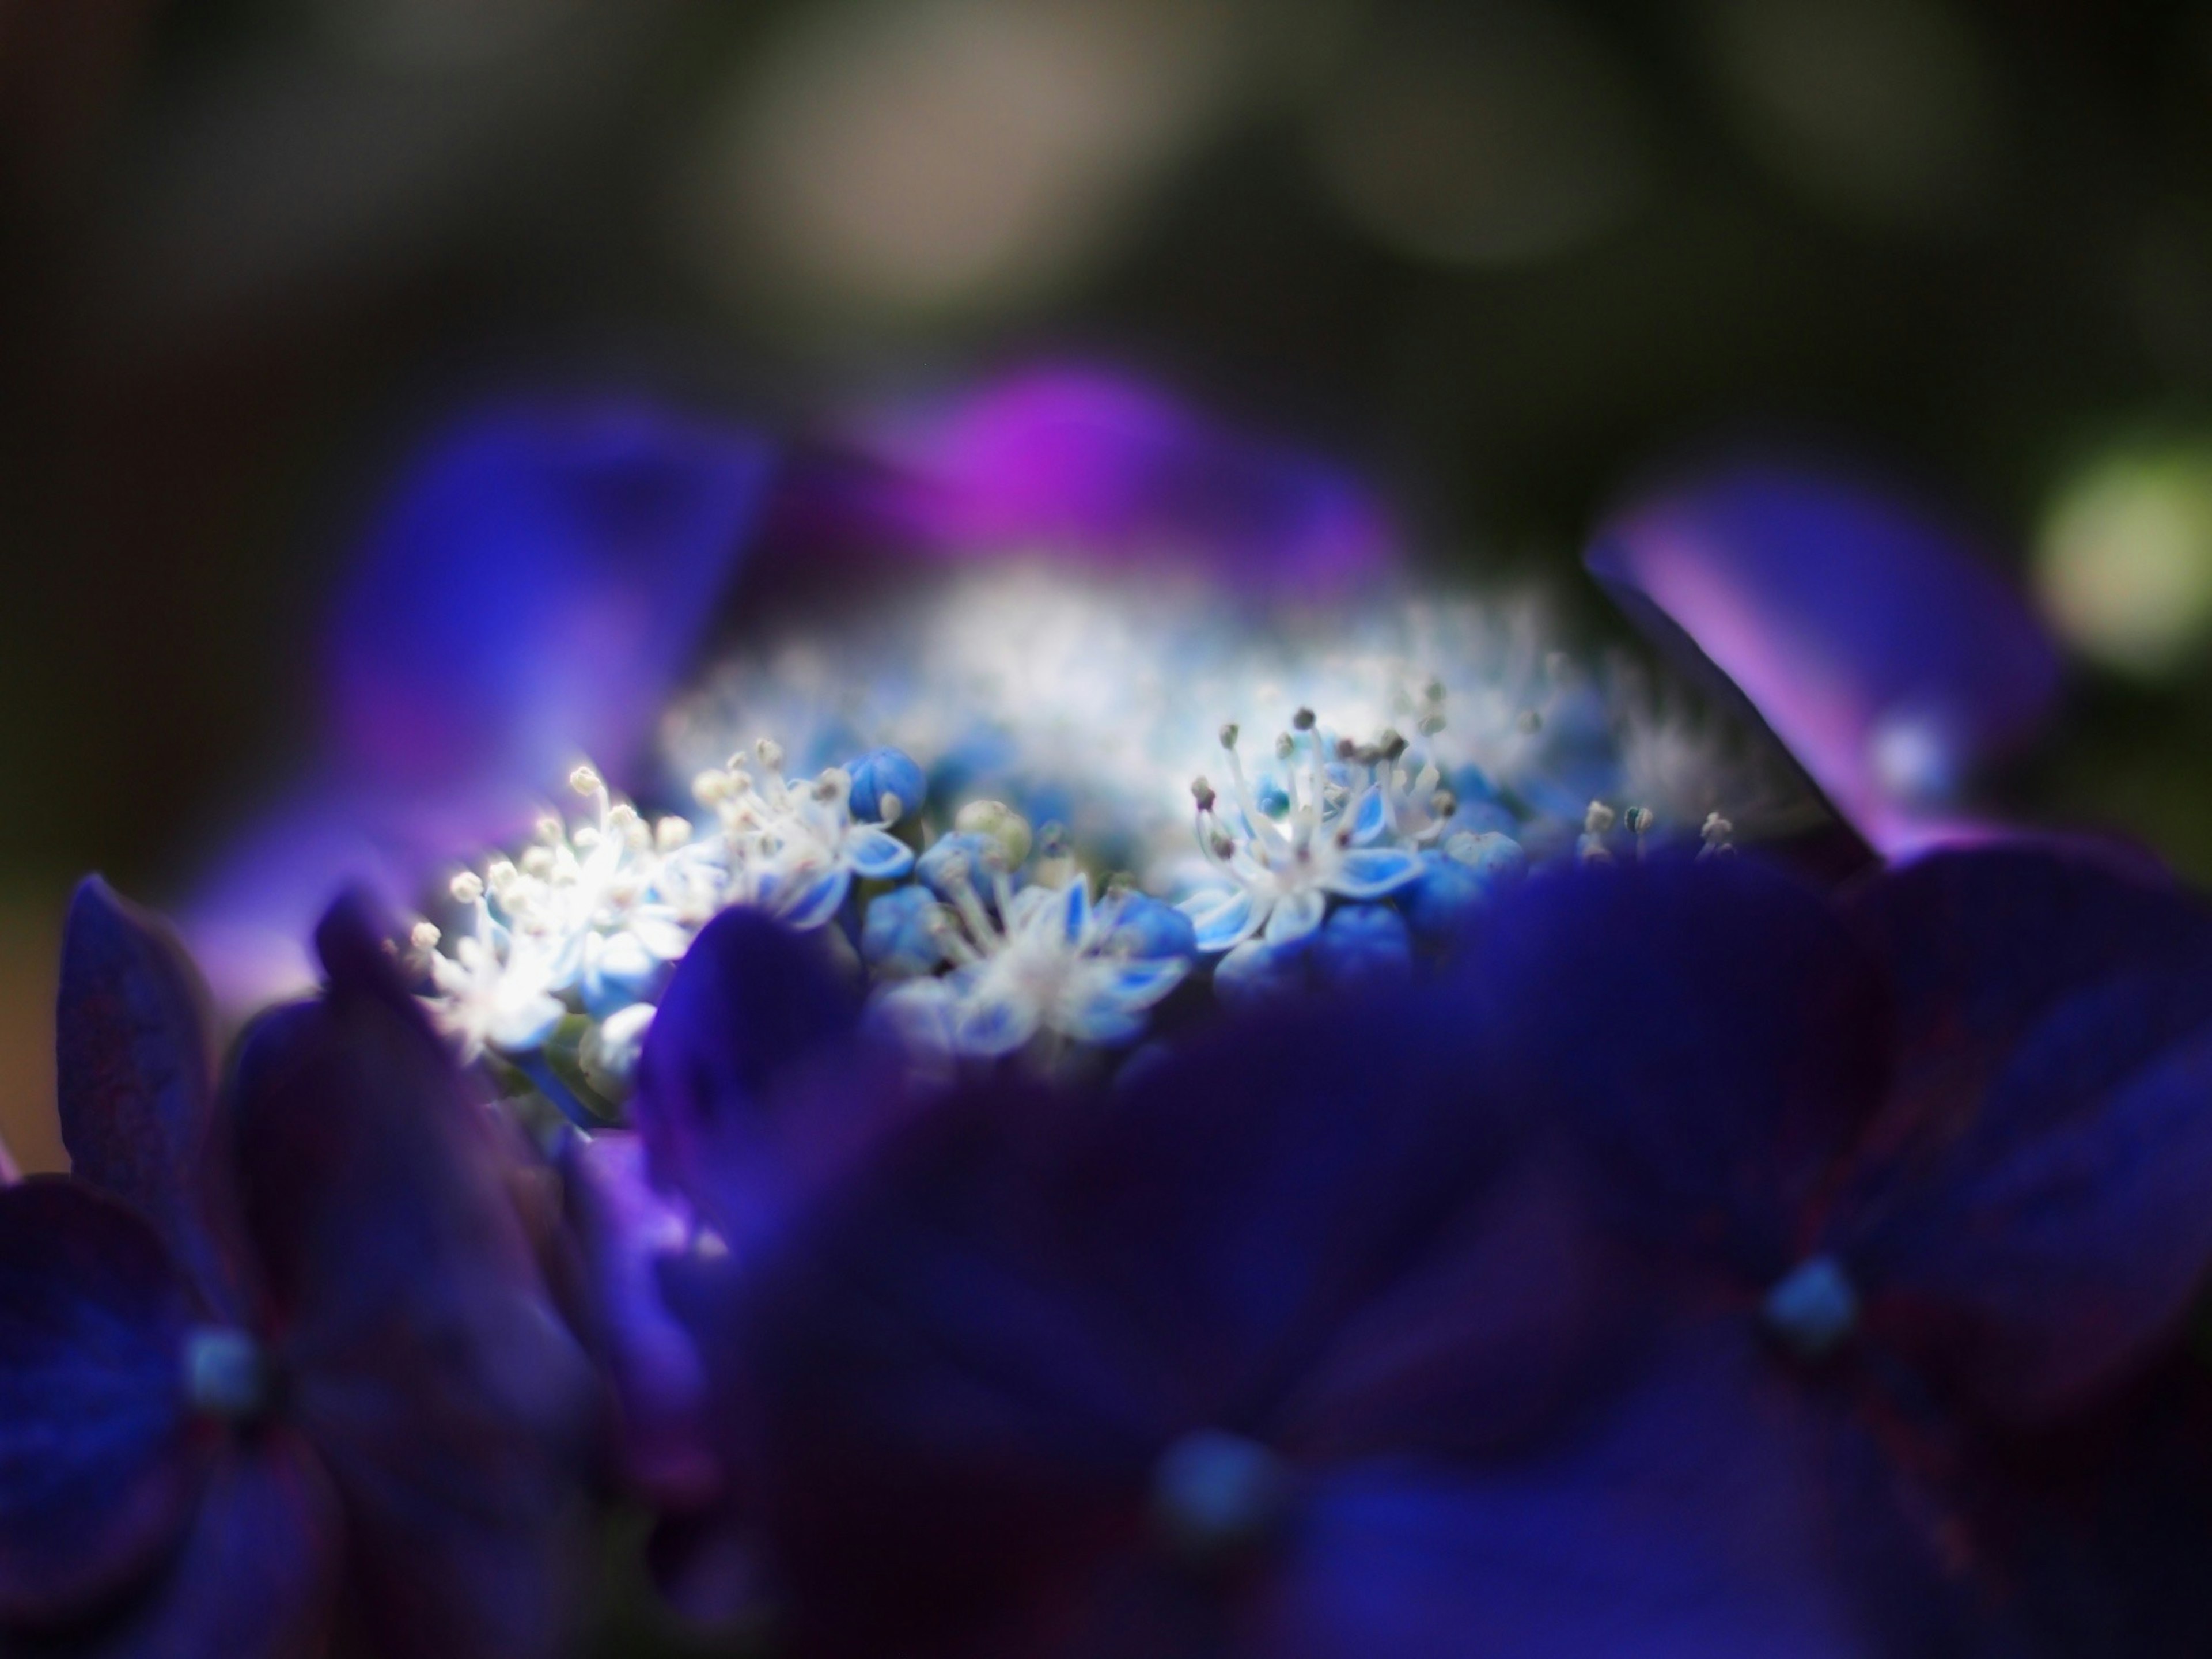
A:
[1589,462,2061,854]
[229,895,597,1659]
[327,398,775,796]
[56,880,244,1318]
[40,1434,341,1659]
[560,1132,716,1508]
[0,1181,206,1627]
[844,366,1396,590]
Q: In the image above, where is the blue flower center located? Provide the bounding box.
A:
[1150,1429,1290,1564]
[1760,1254,1859,1362]
[182,1325,271,1424]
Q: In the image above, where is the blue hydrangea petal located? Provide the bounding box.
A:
[1264,887,1328,946]
[774,866,853,931]
[1401,854,1486,945]
[862,887,950,979]
[1104,893,1197,961]
[1314,904,1413,990]
[0,1181,207,1627]
[1263,1328,1895,1659]
[954,987,1043,1058]
[1058,876,1093,945]
[56,878,243,1320]
[843,825,917,882]
[1213,937,1308,1007]
[1061,959,1188,1043]
[917,833,999,903]
[1349,786,1388,846]
[1468,858,1888,1285]
[1330,848,1425,901]
[1183,888,1258,954]
[844,748,928,825]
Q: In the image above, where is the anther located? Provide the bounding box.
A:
[1624,805,1654,836]
[1275,732,1295,761]
[1378,729,1408,761]
[1418,713,1446,736]
[1218,722,1240,750]
[450,872,485,905]
[1584,801,1616,835]
[1191,777,1217,812]
[1430,789,1457,818]
[410,921,441,952]
[755,738,785,772]
[569,764,603,798]
[877,791,905,825]
[1291,707,1317,732]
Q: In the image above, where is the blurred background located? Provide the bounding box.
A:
[3,1,2210,1149]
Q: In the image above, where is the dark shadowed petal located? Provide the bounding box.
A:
[56,880,243,1318]
[1589,463,2061,854]
[15,1433,342,1659]
[228,893,597,1659]
[718,989,1535,1655]
[1959,1358,2212,1656]
[1843,846,2212,1133]
[560,1131,715,1509]
[1828,850,2212,1421]
[1467,856,1889,1286]
[1846,967,2212,1425]
[0,1181,207,1627]
[1253,1330,1900,1659]
[630,906,904,1247]
[828,366,1396,591]
[328,398,775,796]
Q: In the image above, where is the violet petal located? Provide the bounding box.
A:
[1589,463,2061,855]
[0,1181,207,1627]
[56,879,243,1318]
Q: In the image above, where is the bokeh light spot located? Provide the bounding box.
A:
[2037,437,2212,678]
[673,0,1239,329]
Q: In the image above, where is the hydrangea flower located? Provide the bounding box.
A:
[0,881,597,1658]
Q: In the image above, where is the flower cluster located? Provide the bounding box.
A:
[12,377,2190,1659]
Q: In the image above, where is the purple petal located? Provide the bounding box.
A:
[0,1181,207,1627]
[827,366,1396,591]
[630,906,903,1247]
[229,893,597,1659]
[35,1435,342,1659]
[559,1132,715,1509]
[1465,856,1889,1286]
[1589,462,2062,855]
[327,397,775,796]
[56,879,244,1318]
[1828,850,2212,1421]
